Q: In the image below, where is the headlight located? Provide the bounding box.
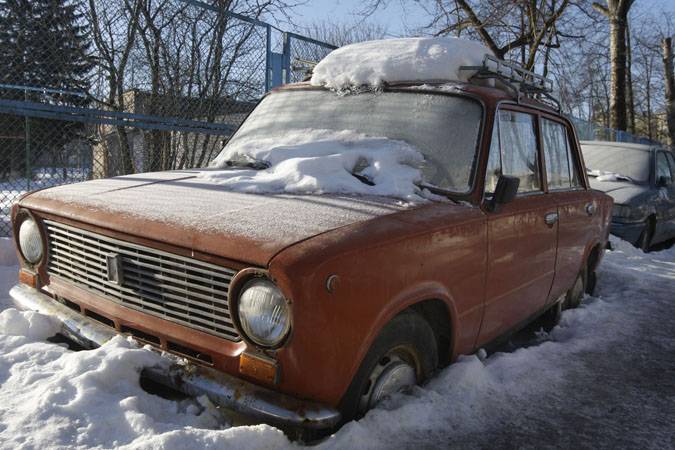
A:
[237,278,291,348]
[612,204,642,221]
[18,215,44,264]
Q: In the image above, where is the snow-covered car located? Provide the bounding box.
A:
[8,38,612,437]
[582,141,675,251]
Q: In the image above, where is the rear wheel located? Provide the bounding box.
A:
[339,311,438,422]
[565,268,587,309]
[539,299,563,330]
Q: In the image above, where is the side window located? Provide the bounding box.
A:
[656,152,672,183]
[666,153,675,180]
[542,119,571,189]
[541,119,582,189]
[485,123,502,194]
[497,110,541,193]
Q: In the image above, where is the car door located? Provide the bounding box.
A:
[655,151,675,240]
[478,108,558,345]
[540,117,595,303]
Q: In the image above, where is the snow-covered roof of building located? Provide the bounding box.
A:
[310,37,493,91]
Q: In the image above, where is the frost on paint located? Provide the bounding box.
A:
[311,37,493,91]
[203,129,428,201]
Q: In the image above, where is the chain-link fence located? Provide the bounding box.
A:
[0,0,336,236]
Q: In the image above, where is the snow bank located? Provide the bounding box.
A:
[0,308,60,340]
[0,231,674,447]
[311,37,493,91]
[203,129,427,201]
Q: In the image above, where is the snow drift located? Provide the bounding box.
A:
[310,37,493,91]
[203,129,428,201]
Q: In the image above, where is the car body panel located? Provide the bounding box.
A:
[11,80,613,421]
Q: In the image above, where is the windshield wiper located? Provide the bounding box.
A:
[414,181,461,204]
[223,157,271,170]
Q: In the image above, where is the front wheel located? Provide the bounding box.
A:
[339,311,438,422]
[638,218,655,253]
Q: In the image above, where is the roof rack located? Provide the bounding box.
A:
[460,55,560,111]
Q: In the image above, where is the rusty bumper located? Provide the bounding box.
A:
[9,283,341,430]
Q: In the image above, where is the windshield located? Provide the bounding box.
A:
[582,146,651,183]
[212,89,483,194]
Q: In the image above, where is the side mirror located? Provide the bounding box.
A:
[657,176,670,188]
[488,175,520,212]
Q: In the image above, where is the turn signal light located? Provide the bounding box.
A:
[18,269,38,288]
[239,352,278,385]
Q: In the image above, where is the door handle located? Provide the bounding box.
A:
[544,212,559,226]
[585,202,597,216]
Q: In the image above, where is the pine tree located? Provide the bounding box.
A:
[0,0,94,104]
[0,0,94,180]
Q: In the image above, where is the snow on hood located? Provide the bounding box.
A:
[205,129,434,202]
[310,37,493,91]
[28,172,410,250]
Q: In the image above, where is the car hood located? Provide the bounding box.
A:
[19,171,413,265]
[589,179,650,204]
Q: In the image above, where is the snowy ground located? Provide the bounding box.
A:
[0,236,674,449]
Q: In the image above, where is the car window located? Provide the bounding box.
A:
[542,119,571,189]
[496,110,541,193]
[541,119,582,190]
[485,123,501,194]
[666,152,675,179]
[656,152,672,183]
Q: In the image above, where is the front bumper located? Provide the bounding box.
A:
[609,219,645,245]
[9,283,341,431]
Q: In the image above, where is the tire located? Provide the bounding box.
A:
[338,311,438,423]
[539,299,563,331]
[638,218,655,253]
[565,268,587,309]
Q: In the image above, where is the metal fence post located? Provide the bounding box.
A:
[282,32,292,85]
[24,89,31,191]
[265,24,272,92]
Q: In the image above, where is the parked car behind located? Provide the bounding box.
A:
[581,141,675,251]
[9,38,613,438]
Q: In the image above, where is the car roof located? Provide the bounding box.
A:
[277,81,560,114]
[579,140,666,152]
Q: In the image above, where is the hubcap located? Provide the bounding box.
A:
[360,351,417,412]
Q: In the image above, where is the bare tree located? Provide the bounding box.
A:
[302,20,388,47]
[88,0,143,175]
[663,36,675,146]
[592,0,635,131]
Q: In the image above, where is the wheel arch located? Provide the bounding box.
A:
[352,283,459,382]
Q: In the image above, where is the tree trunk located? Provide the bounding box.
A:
[663,37,675,147]
[626,22,635,135]
[609,16,628,131]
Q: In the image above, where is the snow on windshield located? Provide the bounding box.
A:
[581,145,650,183]
[201,129,430,202]
[311,37,493,91]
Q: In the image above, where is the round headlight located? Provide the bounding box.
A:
[18,216,44,264]
[237,278,291,348]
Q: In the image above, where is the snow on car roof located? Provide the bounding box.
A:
[310,37,493,91]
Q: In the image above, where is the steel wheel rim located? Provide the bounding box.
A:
[359,346,418,413]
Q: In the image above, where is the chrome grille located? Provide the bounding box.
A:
[45,220,240,341]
